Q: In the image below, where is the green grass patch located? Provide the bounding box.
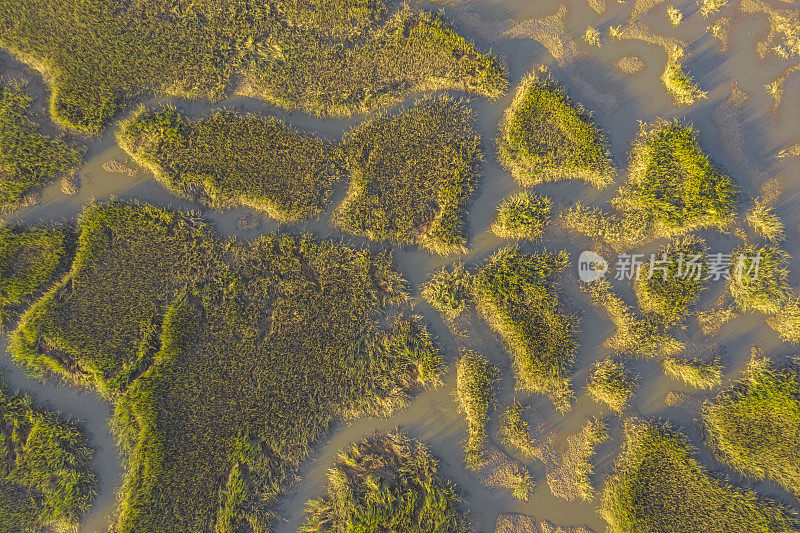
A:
[634,237,707,323]
[702,355,800,500]
[728,244,792,315]
[333,97,480,255]
[601,419,799,533]
[12,202,443,530]
[499,401,539,459]
[422,262,474,321]
[614,120,736,237]
[473,247,577,411]
[663,357,722,389]
[456,351,500,470]
[587,358,636,413]
[0,377,95,532]
[491,192,552,240]
[302,432,468,532]
[0,83,83,210]
[497,72,614,188]
[118,107,342,221]
[0,1,506,133]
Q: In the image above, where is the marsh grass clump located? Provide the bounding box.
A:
[586,359,636,412]
[634,237,708,323]
[699,0,730,17]
[661,46,708,106]
[422,263,474,320]
[302,432,468,532]
[0,84,83,210]
[456,351,500,470]
[491,192,552,240]
[559,205,650,252]
[334,97,480,255]
[0,1,506,132]
[614,120,736,237]
[490,461,535,502]
[118,107,342,221]
[601,419,798,532]
[546,417,608,501]
[728,244,791,315]
[663,357,722,389]
[497,72,614,188]
[499,401,539,459]
[0,224,70,325]
[667,6,684,25]
[747,193,785,242]
[768,297,800,344]
[473,247,577,411]
[702,355,800,499]
[584,27,601,47]
[0,377,96,532]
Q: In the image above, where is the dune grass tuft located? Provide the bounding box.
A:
[601,419,799,533]
[702,355,800,500]
[663,357,722,389]
[491,192,552,240]
[422,263,474,321]
[499,401,540,459]
[0,84,83,210]
[661,45,707,106]
[728,244,791,315]
[497,72,614,188]
[302,432,468,532]
[456,351,500,470]
[473,247,577,411]
[0,377,96,532]
[334,97,480,255]
[546,417,607,501]
[587,359,636,412]
[0,1,506,133]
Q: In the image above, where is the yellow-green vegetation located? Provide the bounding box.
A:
[702,355,800,500]
[491,192,552,240]
[634,237,707,323]
[302,432,468,532]
[422,263,474,320]
[334,97,480,254]
[728,245,791,315]
[663,357,722,389]
[546,417,607,501]
[559,205,650,252]
[118,107,342,221]
[768,297,800,344]
[747,199,785,242]
[661,46,707,106]
[614,120,736,237]
[0,377,95,532]
[0,1,506,133]
[584,27,601,47]
[582,279,684,359]
[497,72,614,188]
[0,84,83,210]
[667,6,683,26]
[11,202,444,531]
[587,359,636,412]
[492,461,535,502]
[699,0,729,18]
[0,224,70,325]
[499,401,539,459]
[473,248,577,411]
[601,419,799,533]
[456,351,500,470]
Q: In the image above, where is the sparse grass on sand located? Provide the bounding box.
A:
[587,359,636,412]
[333,97,480,255]
[499,401,540,459]
[473,247,578,412]
[491,192,552,240]
[0,376,95,533]
[546,417,607,501]
[661,45,708,106]
[456,351,500,470]
[601,419,800,533]
[663,357,722,389]
[11,202,443,531]
[0,224,70,325]
[0,1,506,133]
[0,84,83,210]
[302,432,468,532]
[497,72,614,188]
[118,107,342,221]
[728,244,791,315]
[634,237,707,323]
[702,355,800,500]
[422,262,474,320]
[614,120,736,238]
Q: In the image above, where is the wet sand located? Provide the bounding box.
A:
[4,0,800,530]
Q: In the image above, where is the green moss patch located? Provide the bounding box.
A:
[302,432,468,532]
[0,84,83,210]
[702,356,800,500]
[491,192,552,240]
[0,378,95,533]
[334,97,480,255]
[497,72,614,188]
[601,419,799,533]
[118,108,342,221]
[0,1,505,133]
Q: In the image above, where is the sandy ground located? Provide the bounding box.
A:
[3,0,800,531]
